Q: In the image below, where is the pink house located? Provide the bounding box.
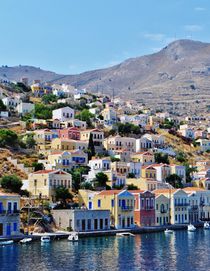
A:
[58,127,80,140]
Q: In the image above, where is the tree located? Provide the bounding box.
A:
[110,156,120,162]
[55,186,73,207]
[0,175,23,193]
[165,174,183,188]
[87,133,95,160]
[154,153,169,164]
[0,99,6,111]
[42,94,58,104]
[127,184,138,190]
[70,167,90,191]
[0,129,18,147]
[34,104,52,119]
[93,172,108,188]
[80,182,93,190]
[176,152,187,163]
[25,134,36,149]
[75,109,94,127]
[127,173,136,178]
[32,162,44,171]
[184,163,197,183]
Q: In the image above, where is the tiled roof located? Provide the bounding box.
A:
[98,190,122,196]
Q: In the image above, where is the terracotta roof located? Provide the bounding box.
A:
[153,189,177,195]
[33,170,56,174]
[128,190,144,193]
[183,187,205,192]
[0,190,19,197]
[98,190,123,196]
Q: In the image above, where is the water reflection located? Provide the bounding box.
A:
[0,230,210,271]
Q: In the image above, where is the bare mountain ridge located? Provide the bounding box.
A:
[1,40,210,108]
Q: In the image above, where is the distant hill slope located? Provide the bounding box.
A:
[0,65,64,83]
[1,40,210,110]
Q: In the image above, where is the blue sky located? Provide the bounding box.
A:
[0,0,209,74]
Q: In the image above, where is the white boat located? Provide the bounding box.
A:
[204,221,210,229]
[164,229,174,234]
[188,224,196,232]
[41,236,51,243]
[116,232,135,237]
[20,238,32,244]
[68,232,79,242]
[0,240,14,246]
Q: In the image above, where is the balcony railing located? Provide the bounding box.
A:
[160,209,167,213]
[0,210,20,216]
[121,206,133,211]
[174,203,189,207]
[190,205,199,210]
[145,206,154,211]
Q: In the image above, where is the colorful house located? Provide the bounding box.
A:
[130,190,155,226]
[80,189,135,229]
[28,169,72,201]
[0,191,20,237]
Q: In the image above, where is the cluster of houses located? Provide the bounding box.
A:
[0,78,209,237]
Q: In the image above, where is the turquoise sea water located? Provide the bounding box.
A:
[0,229,210,271]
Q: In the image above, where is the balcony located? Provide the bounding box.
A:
[160,209,167,213]
[145,206,154,211]
[6,210,20,216]
[121,206,133,211]
[174,203,189,207]
[190,205,199,210]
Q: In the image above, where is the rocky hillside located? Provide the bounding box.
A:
[1,40,210,112]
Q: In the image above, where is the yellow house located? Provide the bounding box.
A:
[89,190,135,229]
[126,178,157,191]
[28,169,72,201]
[141,165,156,179]
[130,151,155,165]
[154,189,189,224]
[0,191,20,237]
[51,138,88,151]
[154,194,170,226]
[80,129,104,153]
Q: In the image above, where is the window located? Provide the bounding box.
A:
[131,217,133,225]
[44,179,47,186]
[98,199,101,208]
[119,200,121,207]
[111,199,114,207]
[156,204,158,210]
[157,217,159,223]
[13,202,17,212]
[76,219,80,229]
[13,222,17,232]
[87,219,91,230]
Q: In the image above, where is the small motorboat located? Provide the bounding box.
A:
[188,224,196,232]
[116,232,135,237]
[0,240,14,246]
[20,238,32,244]
[164,229,174,234]
[204,221,210,229]
[68,232,79,242]
[41,236,51,243]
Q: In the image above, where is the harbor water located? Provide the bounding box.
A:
[0,229,210,271]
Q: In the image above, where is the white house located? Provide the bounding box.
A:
[16,102,34,116]
[52,106,75,122]
[2,96,20,109]
[196,139,210,152]
[170,164,186,183]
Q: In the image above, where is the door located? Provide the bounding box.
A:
[88,202,92,210]
[82,220,86,231]
[8,202,12,213]
[0,224,3,236]
[6,223,11,236]
[0,202,3,214]
[122,199,126,209]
